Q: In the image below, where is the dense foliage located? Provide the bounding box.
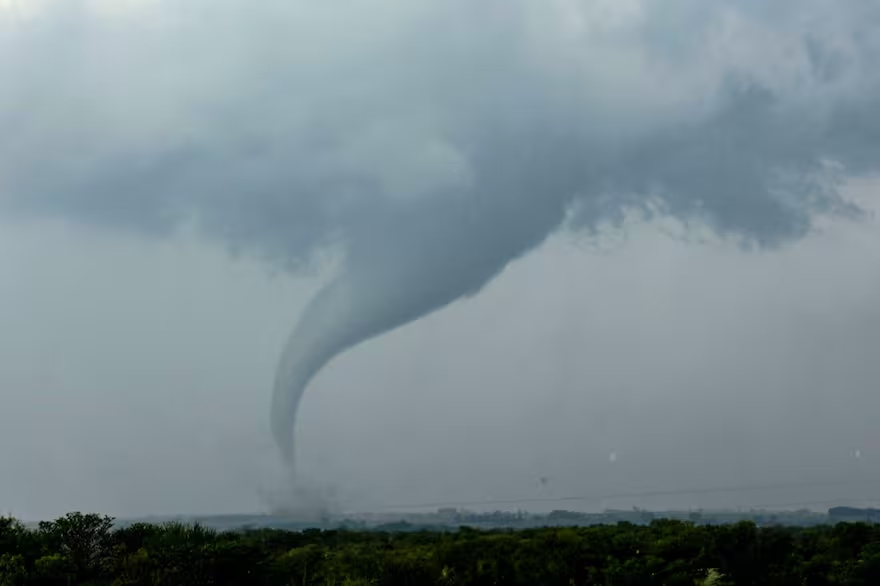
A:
[2,513,880,585]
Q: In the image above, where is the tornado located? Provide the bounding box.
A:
[271,194,570,473]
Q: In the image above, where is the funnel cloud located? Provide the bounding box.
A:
[1,0,879,480]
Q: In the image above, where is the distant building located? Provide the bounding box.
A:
[436,508,459,522]
[828,506,880,523]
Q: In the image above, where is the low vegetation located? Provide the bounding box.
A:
[2,512,880,584]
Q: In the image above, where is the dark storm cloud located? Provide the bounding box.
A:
[1,0,878,475]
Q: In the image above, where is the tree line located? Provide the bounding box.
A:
[2,512,880,585]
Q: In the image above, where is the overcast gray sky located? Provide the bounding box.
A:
[1,0,879,520]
